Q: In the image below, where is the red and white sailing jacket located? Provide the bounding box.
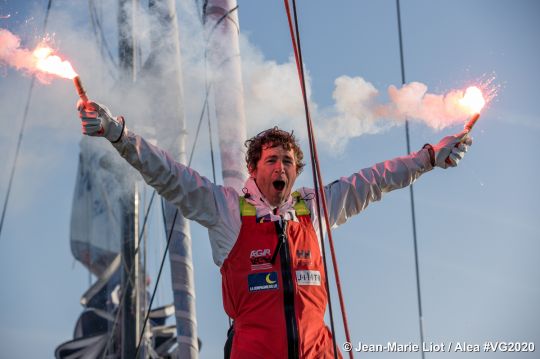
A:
[111,128,434,357]
[113,129,434,268]
[221,194,337,358]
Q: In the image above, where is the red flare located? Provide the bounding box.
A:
[464,113,480,132]
[73,76,88,104]
[459,86,485,115]
[33,45,77,79]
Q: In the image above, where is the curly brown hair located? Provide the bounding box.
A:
[245,127,305,175]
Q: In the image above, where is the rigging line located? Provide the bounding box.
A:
[142,187,149,333]
[200,51,225,328]
[135,189,158,255]
[123,90,212,355]
[136,77,213,254]
[100,55,213,352]
[101,286,124,358]
[188,83,212,167]
[128,3,229,345]
[200,8,224,329]
[135,204,179,359]
[201,31,218,184]
[206,83,217,184]
[110,3,235,352]
[194,0,204,23]
[284,1,351,358]
[202,2,238,329]
[101,190,157,359]
[88,0,119,77]
[191,1,231,185]
[0,0,54,241]
[201,55,217,184]
[396,1,426,357]
[284,3,339,358]
[101,92,210,355]
[202,6,240,72]
[201,4,239,186]
[204,5,239,35]
[202,0,208,23]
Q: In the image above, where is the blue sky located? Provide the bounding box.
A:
[1,0,539,358]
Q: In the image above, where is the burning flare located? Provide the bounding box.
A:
[0,29,88,105]
[0,28,79,83]
[33,45,77,79]
[459,86,485,115]
[458,86,486,132]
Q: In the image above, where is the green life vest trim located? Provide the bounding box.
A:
[239,191,310,217]
[292,191,310,216]
[239,196,257,216]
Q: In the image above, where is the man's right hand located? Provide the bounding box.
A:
[77,100,125,143]
[432,129,473,169]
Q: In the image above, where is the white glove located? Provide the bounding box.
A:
[429,129,473,169]
[77,100,125,143]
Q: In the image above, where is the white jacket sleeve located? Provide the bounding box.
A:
[111,129,237,229]
[300,148,434,230]
[326,148,433,227]
[112,129,243,267]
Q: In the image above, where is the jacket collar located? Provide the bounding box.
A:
[243,177,297,221]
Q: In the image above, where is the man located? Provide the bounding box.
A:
[78,100,471,358]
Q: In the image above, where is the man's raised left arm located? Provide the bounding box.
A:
[325,130,472,227]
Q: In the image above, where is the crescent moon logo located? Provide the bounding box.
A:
[265,273,276,284]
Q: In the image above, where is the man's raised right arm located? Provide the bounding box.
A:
[77,100,222,228]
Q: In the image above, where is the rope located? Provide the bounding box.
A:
[100,189,158,358]
[203,54,217,184]
[88,0,119,77]
[134,205,179,358]
[100,27,218,352]
[131,83,216,356]
[201,2,238,327]
[102,83,214,356]
[99,5,218,347]
[201,2,242,183]
[206,86,217,184]
[395,1,426,357]
[0,0,54,240]
[283,1,352,358]
[188,84,212,167]
[203,4,239,34]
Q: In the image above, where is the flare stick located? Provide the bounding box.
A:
[464,113,480,132]
[73,76,89,104]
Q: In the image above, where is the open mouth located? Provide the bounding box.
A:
[272,180,286,191]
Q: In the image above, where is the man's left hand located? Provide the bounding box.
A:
[432,129,473,169]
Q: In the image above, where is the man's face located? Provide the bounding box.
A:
[250,144,298,207]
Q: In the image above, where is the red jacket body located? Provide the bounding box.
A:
[220,195,339,358]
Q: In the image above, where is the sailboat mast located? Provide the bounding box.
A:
[146,0,199,357]
[204,0,248,194]
[118,0,140,357]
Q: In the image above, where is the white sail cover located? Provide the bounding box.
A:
[70,137,130,277]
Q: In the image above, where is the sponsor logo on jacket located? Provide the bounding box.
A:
[296,270,321,286]
[296,249,312,266]
[248,272,279,292]
[250,248,272,270]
